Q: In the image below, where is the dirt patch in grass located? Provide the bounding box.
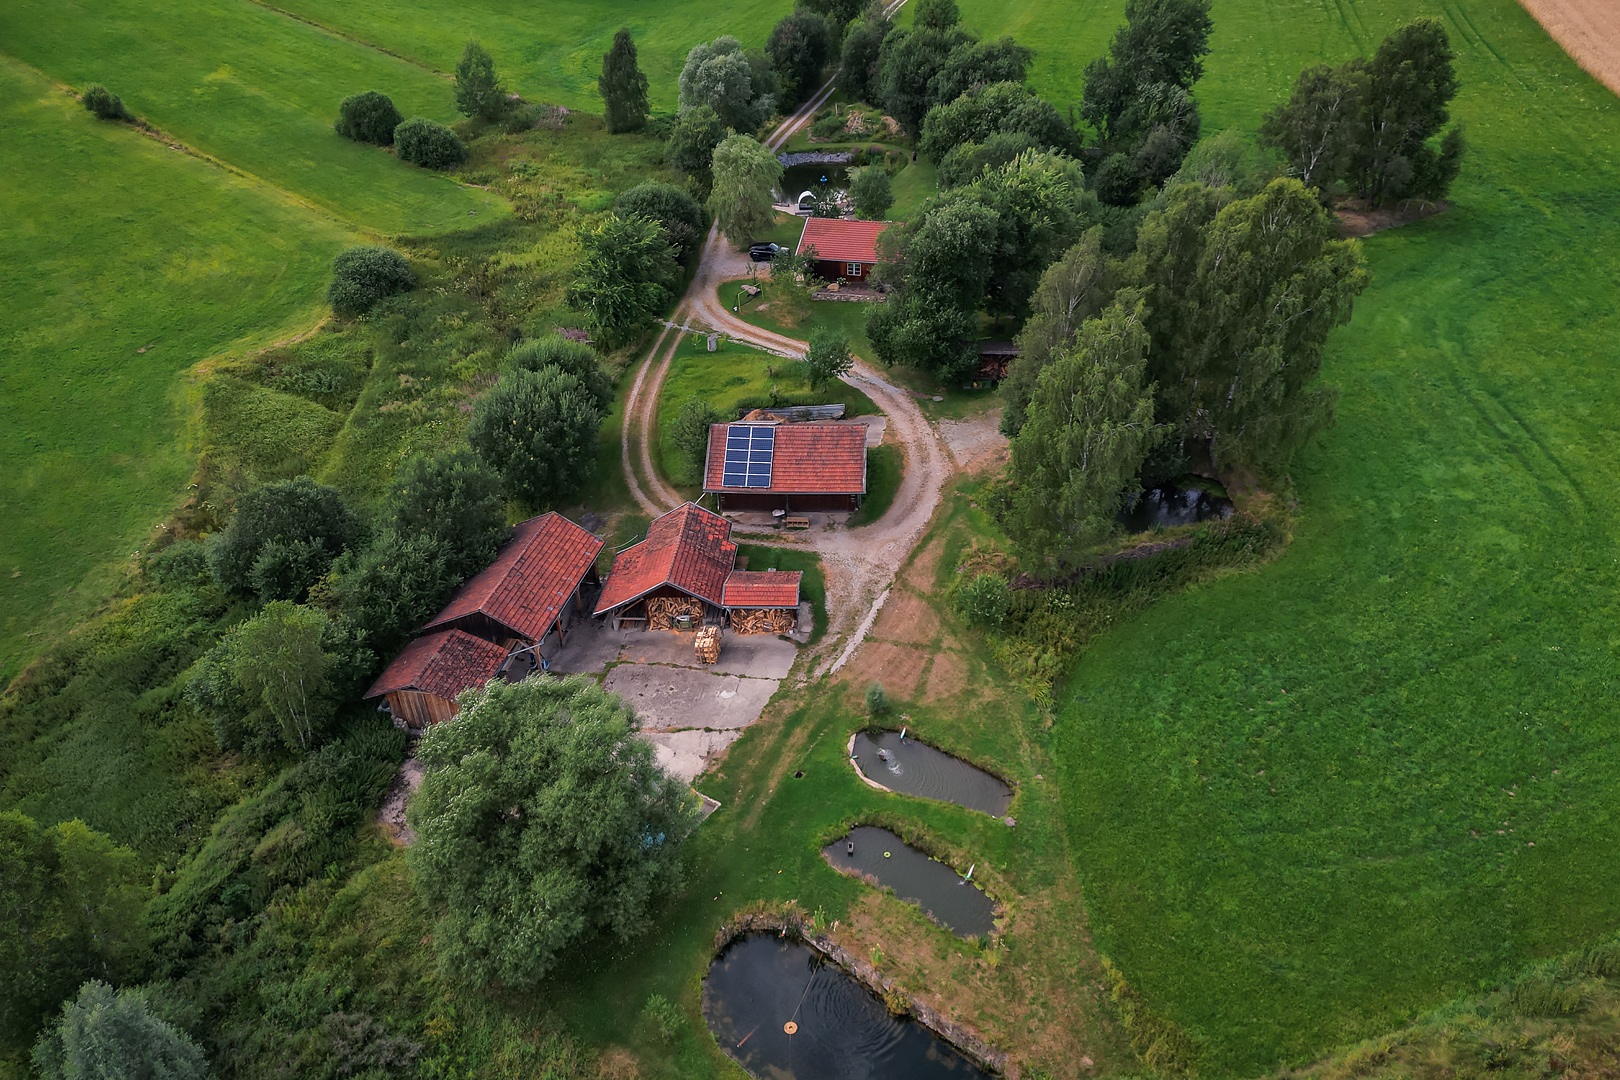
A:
[1335,197,1448,237]
[835,640,930,700]
[874,588,942,647]
[923,648,972,704]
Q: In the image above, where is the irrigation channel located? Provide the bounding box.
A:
[704,934,993,1079]
[1117,477,1235,532]
[823,826,995,937]
[851,731,1013,817]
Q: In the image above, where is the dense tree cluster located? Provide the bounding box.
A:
[565,212,680,343]
[766,8,834,107]
[678,36,777,132]
[206,477,357,601]
[1260,18,1465,206]
[33,981,212,1080]
[665,104,730,196]
[406,677,698,988]
[869,151,1095,379]
[1082,0,1213,205]
[615,181,707,264]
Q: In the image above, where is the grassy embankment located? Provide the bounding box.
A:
[223,0,789,113]
[938,0,1620,1071]
[0,55,357,685]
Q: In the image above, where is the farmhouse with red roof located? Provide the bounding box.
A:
[595,503,801,632]
[703,421,867,513]
[796,217,889,286]
[364,512,604,727]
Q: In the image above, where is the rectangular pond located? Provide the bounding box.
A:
[852,731,1013,817]
[823,825,995,938]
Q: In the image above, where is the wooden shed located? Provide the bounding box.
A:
[420,511,603,649]
[722,570,802,634]
[363,629,507,729]
[594,503,737,631]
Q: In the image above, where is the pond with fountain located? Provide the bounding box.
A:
[850,731,1013,817]
[703,933,992,1079]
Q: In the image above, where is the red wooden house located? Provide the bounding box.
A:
[703,421,867,513]
[796,217,889,285]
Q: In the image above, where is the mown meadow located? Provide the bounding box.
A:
[939,0,1620,1070]
[0,55,355,685]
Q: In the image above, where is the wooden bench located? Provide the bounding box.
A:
[782,516,811,530]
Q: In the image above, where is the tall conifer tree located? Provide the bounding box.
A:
[599,28,650,133]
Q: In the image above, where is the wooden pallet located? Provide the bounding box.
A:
[783,516,811,530]
[694,626,721,663]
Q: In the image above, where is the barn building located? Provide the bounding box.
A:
[796,217,889,286]
[703,421,867,513]
[595,502,802,633]
[364,512,604,727]
[362,629,508,729]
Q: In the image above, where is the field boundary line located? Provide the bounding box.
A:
[12,62,374,236]
[239,0,451,79]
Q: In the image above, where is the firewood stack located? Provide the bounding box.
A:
[730,608,797,635]
[647,596,704,631]
[694,626,721,664]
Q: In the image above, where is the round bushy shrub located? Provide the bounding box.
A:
[335,90,402,145]
[394,117,467,170]
[954,572,1011,629]
[327,245,414,317]
[82,84,131,121]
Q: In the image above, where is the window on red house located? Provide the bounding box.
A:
[846,262,863,277]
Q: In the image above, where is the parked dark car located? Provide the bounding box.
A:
[748,242,780,262]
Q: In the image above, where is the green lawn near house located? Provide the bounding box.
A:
[847,443,902,528]
[0,0,502,233]
[0,54,354,685]
[927,0,1620,1071]
[654,333,880,492]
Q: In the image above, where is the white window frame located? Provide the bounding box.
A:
[846,261,863,277]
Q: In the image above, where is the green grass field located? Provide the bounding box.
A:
[0,0,502,232]
[231,0,792,113]
[0,55,356,685]
[926,0,1620,1070]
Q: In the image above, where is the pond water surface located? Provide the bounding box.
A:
[852,731,1012,817]
[779,163,850,205]
[1117,479,1235,532]
[704,933,991,1080]
[823,826,995,937]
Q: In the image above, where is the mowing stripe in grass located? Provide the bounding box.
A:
[0,54,355,683]
[0,0,504,232]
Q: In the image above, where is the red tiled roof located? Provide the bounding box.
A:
[703,424,867,494]
[364,629,507,702]
[797,217,889,264]
[722,570,802,609]
[594,503,736,614]
[422,512,603,641]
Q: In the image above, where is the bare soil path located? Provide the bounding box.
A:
[1517,0,1620,97]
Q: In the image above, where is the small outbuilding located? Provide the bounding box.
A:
[594,503,805,634]
[363,629,507,728]
[967,341,1019,388]
[703,422,867,514]
[796,217,889,286]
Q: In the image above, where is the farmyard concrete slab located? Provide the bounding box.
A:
[605,665,778,731]
[549,618,798,678]
[643,729,744,784]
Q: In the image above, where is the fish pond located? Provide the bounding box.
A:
[851,731,1013,817]
[1117,478,1235,532]
[703,933,991,1080]
[823,826,995,938]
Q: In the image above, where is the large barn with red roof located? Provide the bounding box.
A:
[796,217,889,286]
[364,512,603,727]
[702,420,867,513]
[595,503,801,632]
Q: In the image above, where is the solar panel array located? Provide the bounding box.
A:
[721,425,775,488]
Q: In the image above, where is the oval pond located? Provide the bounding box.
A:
[823,825,995,938]
[852,731,1012,817]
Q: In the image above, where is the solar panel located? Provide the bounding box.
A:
[720,425,774,488]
